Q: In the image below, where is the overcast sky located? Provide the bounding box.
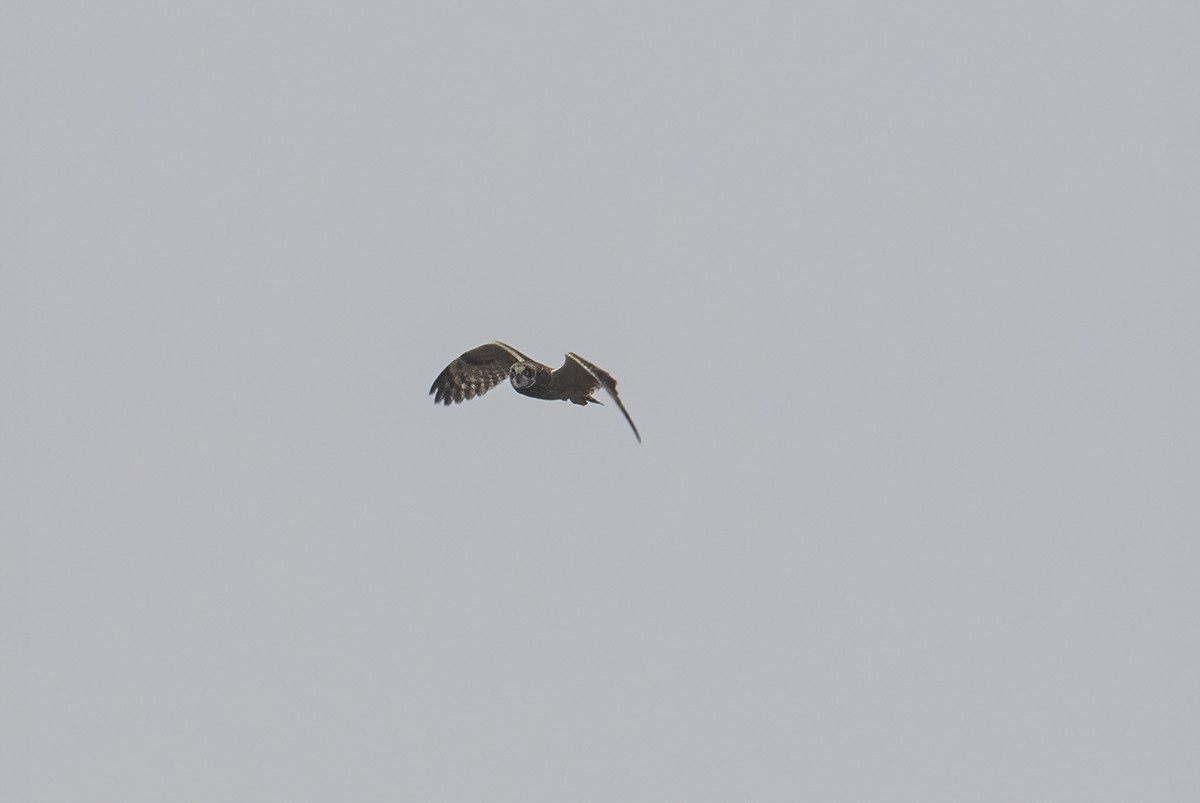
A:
[4,2,1196,801]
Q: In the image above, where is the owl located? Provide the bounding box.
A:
[429,341,641,442]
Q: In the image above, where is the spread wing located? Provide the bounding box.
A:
[559,353,642,443]
[429,341,530,405]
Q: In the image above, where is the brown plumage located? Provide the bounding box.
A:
[429,341,641,442]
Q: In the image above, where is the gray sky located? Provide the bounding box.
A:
[5,2,1196,801]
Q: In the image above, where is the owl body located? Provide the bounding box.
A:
[510,361,597,405]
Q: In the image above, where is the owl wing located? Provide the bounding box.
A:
[559,353,641,443]
[429,341,531,405]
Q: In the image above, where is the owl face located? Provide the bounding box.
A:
[510,362,538,389]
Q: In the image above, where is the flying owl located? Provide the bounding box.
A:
[429,341,641,442]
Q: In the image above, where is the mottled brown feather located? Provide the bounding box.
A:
[428,341,532,406]
[561,353,641,443]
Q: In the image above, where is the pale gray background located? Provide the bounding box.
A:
[4,2,1196,801]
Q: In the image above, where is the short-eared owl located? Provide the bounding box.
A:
[430,341,641,442]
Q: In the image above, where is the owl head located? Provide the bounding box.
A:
[510,362,538,389]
